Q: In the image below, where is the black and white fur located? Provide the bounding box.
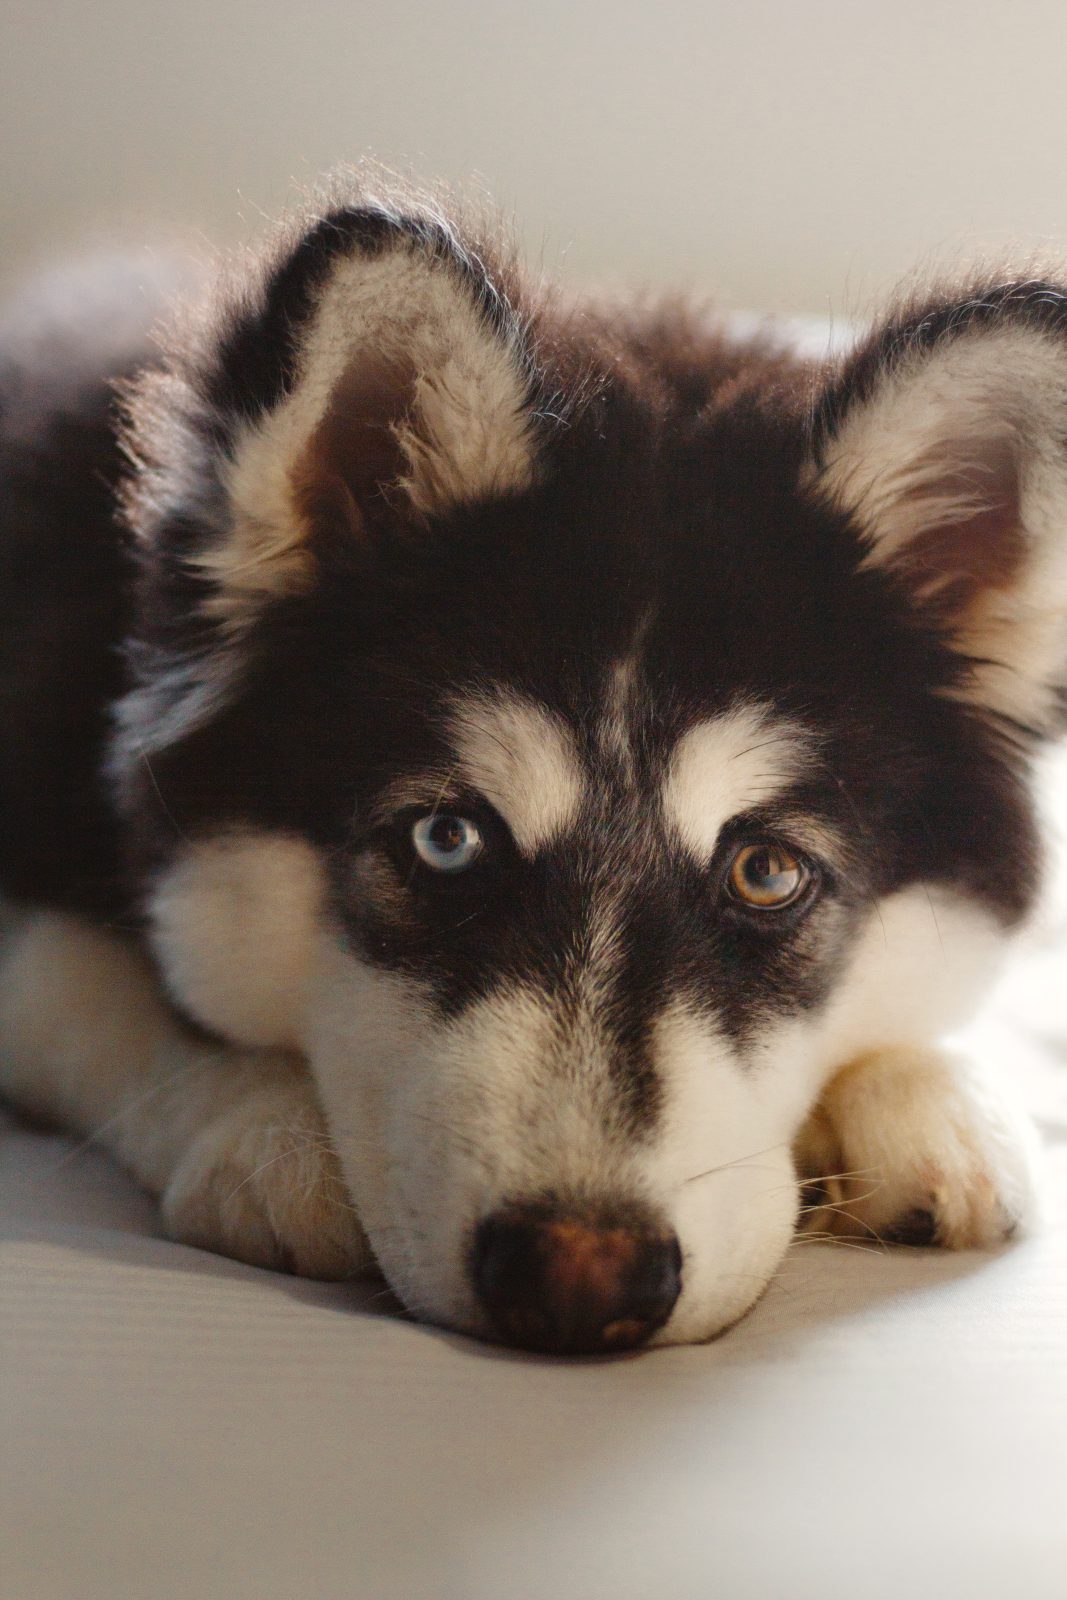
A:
[1,182,1063,1350]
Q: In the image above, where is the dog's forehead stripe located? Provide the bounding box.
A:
[664,707,816,859]
[447,691,584,852]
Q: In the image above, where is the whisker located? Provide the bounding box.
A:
[682,1141,790,1187]
[223,1134,340,1201]
[37,1063,197,1177]
[797,1181,887,1214]
[790,1230,889,1255]
[796,1165,884,1187]
[133,738,190,843]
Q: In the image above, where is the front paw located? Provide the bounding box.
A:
[795,1046,1040,1249]
[161,1077,372,1280]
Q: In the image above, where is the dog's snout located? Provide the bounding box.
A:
[472,1203,682,1354]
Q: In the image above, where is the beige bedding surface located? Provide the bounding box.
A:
[3,765,1066,1600]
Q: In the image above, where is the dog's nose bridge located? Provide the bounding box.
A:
[544,925,667,1140]
[543,983,664,1140]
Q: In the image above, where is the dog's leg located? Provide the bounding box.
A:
[794,1045,1040,1247]
[0,904,372,1278]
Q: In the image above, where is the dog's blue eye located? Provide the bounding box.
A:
[411,814,484,873]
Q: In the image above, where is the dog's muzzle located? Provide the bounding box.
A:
[471,1200,682,1355]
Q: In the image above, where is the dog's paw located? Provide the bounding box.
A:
[161,1073,373,1280]
[795,1046,1040,1249]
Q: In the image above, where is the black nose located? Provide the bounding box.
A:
[471,1202,682,1355]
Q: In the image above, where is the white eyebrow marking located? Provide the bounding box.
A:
[664,704,816,859]
[448,689,584,853]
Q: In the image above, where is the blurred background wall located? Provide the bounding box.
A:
[3,0,1067,315]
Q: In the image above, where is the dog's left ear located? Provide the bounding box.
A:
[809,282,1067,735]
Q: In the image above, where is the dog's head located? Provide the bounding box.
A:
[113,192,1067,1350]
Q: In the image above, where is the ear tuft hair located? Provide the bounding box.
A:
[809,279,1067,737]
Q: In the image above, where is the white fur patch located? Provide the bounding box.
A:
[736,884,1008,1113]
[200,238,536,626]
[599,613,656,775]
[302,866,1018,1346]
[639,1001,804,1344]
[0,900,249,1184]
[816,323,1067,730]
[813,883,1007,1070]
[664,704,816,860]
[600,654,640,773]
[447,689,584,853]
[147,831,326,1048]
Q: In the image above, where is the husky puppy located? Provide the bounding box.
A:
[1,185,1063,1352]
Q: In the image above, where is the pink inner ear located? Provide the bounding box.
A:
[291,351,416,539]
[889,430,1025,621]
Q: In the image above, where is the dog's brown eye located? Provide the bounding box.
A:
[726,843,808,909]
[412,813,484,873]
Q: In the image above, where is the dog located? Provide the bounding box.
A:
[0,180,1062,1353]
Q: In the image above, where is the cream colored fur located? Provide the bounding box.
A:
[664,706,816,859]
[815,324,1067,732]
[148,831,326,1048]
[796,1045,1039,1246]
[447,689,584,853]
[0,859,1037,1339]
[0,746,1042,1342]
[0,903,369,1279]
[199,240,536,630]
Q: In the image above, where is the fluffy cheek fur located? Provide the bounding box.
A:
[147,832,325,1048]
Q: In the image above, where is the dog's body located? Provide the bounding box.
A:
[0,185,1062,1351]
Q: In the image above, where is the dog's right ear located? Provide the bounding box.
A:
[132,201,541,631]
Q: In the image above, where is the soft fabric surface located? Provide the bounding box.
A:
[3,810,1065,1600]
